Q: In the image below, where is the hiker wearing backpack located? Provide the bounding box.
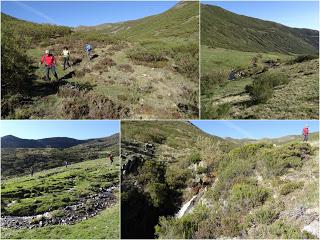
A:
[85,43,93,60]
[302,125,309,142]
[40,50,59,81]
[62,47,71,70]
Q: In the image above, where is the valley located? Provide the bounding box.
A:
[1,134,120,239]
[1,1,199,120]
[121,121,319,239]
[200,4,319,119]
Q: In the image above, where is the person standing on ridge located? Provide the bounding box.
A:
[40,50,59,81]
[85,43,93,61]
[62,47,71,70]
[302,125,309,142]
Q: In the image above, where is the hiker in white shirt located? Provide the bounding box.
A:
[62,47,71,70]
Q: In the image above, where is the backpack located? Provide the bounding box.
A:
[86,44,92,51]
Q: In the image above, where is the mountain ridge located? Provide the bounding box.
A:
[201,4,319,54]
[0,133,119,149]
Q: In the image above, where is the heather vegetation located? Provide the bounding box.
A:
[2,1,199,119]
[121,121,319,239]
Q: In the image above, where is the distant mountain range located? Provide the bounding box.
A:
[0,134,119,149]
[201,4,319,54]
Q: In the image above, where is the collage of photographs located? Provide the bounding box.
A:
[0,0,319,239]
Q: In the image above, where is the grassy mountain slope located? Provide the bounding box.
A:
[201,48,319,119]
[1,158,120,239]
[200,4,319,119]
[78,1,199,41]
[2,1,199,119]
[121,121,319,239]
[1,134,119,178]
[201,4,318,54]
[1,13,71,45]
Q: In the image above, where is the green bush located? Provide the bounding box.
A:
[244,202,283,228]
[156,205,209,239]
[269,220,302,239]
[247,77,273,103]
[188,151,201,164]
[246,72,289,103]
[1,27,33,98]
[280,181,303,195]
[229,182,269,211]
[165,167,191,190]
[127,45,168,64]
[288,55,318,64]
[201,71,227,93]
[202,103,231,119]
[260,142,311,177]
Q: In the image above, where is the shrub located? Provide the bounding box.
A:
[244,202,283,228]
[1,26,33,98]
[117,64,134,73]
[188,151,201,164]
[166,167,191,190]
[279,181,303,195]
[1,94,33,118]
[228,182,269,211]
[260,142,310,177]
[127,45,167,63]
[288,55,318,64]
[93,58,116,71]
[246,72,289,103]
[202,102,231,119]
[269,220,302,239]
[246,77,273,103]
[156,205,210,239]
[173,52,198,80]
[201,71,227,93]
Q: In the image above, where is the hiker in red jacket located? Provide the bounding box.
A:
[108,153,114,164]
[40,50,59,81]
[302,125,309,142]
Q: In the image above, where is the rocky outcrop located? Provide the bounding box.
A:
[121,141,156,176]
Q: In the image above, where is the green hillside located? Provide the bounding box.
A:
[2,1,199,119]
[1,13,71,45]
[121,121,319,239]
[1,159,120,239]
[201,4,318,54]
[1,132,120,239]
[1,134,119,178]
[200,4,319,119]
[77,1,199,41]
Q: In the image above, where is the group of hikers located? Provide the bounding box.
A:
[40,43,93,81]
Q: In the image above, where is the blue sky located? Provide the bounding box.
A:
[204,1,319,30]
[1,1,177,27]
[191,120,319,139]
[0,120,119,140]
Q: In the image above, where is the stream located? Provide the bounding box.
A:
[175,192,202,218]
[1,186,117,229]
